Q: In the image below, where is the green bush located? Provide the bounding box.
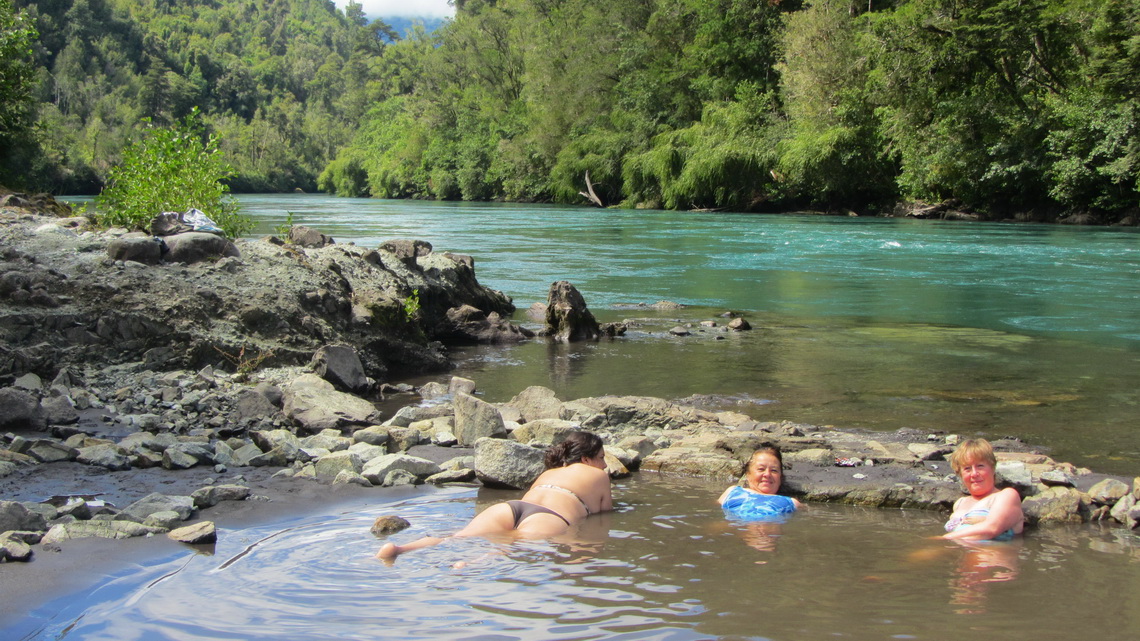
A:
[96,110,251,238]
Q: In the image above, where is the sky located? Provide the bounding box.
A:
[333,0,455,19]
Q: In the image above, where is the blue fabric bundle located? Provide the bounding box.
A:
[721,486,797,522]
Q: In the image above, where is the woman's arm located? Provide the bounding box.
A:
[941,488,1024,541]
[717,487,733,505]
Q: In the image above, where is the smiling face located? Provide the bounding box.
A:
[746,451,784,495]
[957,457,997,498]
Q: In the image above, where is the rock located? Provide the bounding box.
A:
[443,305,535,343]
[310,344,372,394]
[23,439,78,463]
[122,493,195,522]
[370,515,411,536]
[642,446,744,481]
[42,520,165,543]
[727,317,751,331]
[106,236,164,265]
[163,443,214,470]
[300,431,352,452]
[453,392,507,446]
[510,419,579,447]
[162,232,240,264]
[282,374,381,433]
[1089,478,1130,505]
[352,425,390,447]
[0,533,34,562]
[41,394,79,425]
[314,451,363,481]
[785,448,834,467]
[426,468,477,484]
[289,225,335,248]
[333,470,372,486]
[191,484,251,509]
[383,469,420,486]
[542,281,600,341]
[473,438,545,490]
[386,427,424,452]
[0,387,46,430]
[505,386,564,423]
[668,326,691,337]
[995,460,1035,493]
[1109,494,1137,528]
[379,239,431,266]
[233,389,280,422]
[361,453,442,485]
[12,373,42,392]
[906,443,950,461]
[144,510,183,530]
[77,444,132,471]
[440,376,473,396]
[616,436,659,459]
[1038,469,1077,488]
[1022,486,1086,524]
[417,381,450,400]
[383,403,454,428]
[0,500,48,533]
[168,521,217,544]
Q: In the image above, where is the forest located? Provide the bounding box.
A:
[2,0,1138,222]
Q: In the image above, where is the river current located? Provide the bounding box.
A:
[17,194,1135,640]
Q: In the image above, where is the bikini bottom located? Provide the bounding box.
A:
[506,500,571,528]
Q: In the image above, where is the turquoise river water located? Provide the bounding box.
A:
[13,194,1134,641]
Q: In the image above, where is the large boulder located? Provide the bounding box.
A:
[310,344,372,394]
[642,446,744,481]
[453,392,507,446]
[0,387,46,430]
[162,232,240,264]
[122,492,196,522]
[106,236,164,265]
[1022,486,1086,524]
[361,453,441,485]
[289,225,334,248]
[505,386,564,423]
[541,281,600,342]
[76,444,132,471]
[314,450,364,481]
[0,501,48,533]
[282,374,382,433]
[443,305,535,343]
[473,438,545,490]
[511,419,579,447]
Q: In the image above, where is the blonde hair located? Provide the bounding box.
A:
[948,438,997,476]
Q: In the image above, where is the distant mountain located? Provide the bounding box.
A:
[381,15,448,38]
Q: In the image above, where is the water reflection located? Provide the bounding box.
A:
[10,475,1140,641]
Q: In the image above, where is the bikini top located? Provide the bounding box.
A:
[721,485,797,522]
[534,484,592,515]
[945,494,1016,541]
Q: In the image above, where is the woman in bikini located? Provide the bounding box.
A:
[941,438,1024,541]
[717,444,803,519]
[377,431,613,560]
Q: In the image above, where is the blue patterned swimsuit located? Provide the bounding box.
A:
[721,486,798,522]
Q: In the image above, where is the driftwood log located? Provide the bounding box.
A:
[579,171,604,208]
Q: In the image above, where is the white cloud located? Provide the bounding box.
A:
[334,0,455,19]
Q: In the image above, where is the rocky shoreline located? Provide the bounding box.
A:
[1,198,1138,582]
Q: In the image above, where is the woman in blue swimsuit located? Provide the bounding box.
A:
[378,431,613,560]
[941,439,1024,541]
[718,444,802,521]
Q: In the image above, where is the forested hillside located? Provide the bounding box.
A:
[2,0,1138,222]
[3,0,395,193]
[322,0,1140,222]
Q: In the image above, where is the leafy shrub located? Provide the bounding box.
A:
[96,109,251,238]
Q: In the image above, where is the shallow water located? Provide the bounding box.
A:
[234,196,1140,474]
[11,475,1140,640]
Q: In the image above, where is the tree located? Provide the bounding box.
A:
[0,0,37,163]
[96,109,250,238]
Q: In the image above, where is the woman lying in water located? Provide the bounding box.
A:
[718,444,803,520]
[377,431,613,560]
[941,438,1024,541]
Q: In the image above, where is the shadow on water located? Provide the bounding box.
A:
[10,475,1140,641]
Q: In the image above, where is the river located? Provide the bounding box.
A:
[14,194,1140,640]
[245,195,1140,475]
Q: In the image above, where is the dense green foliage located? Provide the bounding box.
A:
[0,0,38,181]
[96,110,249,238]
[5,0,1140,222]
[319,0,1139,221]
[9,0,393,193]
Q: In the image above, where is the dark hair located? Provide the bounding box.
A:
[544,431,604,469]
